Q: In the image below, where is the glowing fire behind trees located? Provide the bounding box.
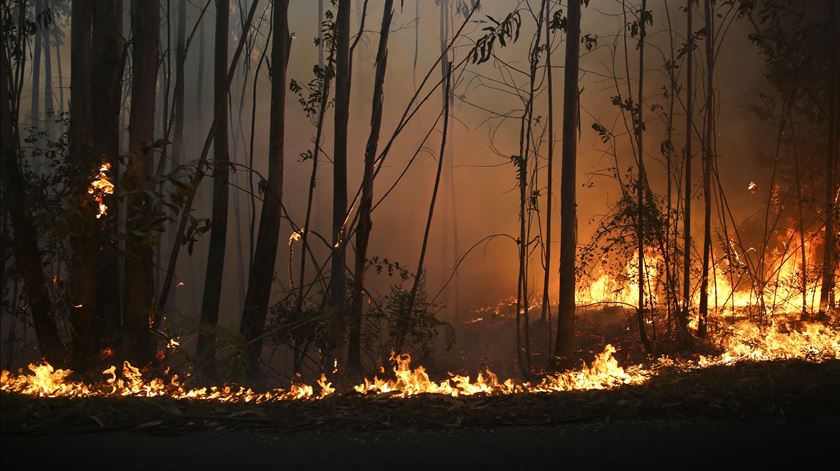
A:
[87,163,115,219]
[2,319,837,402]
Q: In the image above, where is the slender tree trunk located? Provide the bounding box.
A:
[318,0,324,65]
[169,0,186,310]
[664,1,675,334]
[1,42,64,364]
[197,8,206,121]
[349,0,393,373]
[541,0,554,329]
[295,53,333,318]
[124,0,159,365]
[819,0,837,319]
[698,0,714,338]
[635,0,653,353]
[413,0,419,91]
[154,0,258,322]
[329,0,351,359]
[395,64,451,355]
[555,0,580,360]
[31,0,43,128]
[91,0,124,343]
[43,0,53,138]
[69,0,98,366]
[793,135,807,318]
[515,1,546,374]
[240,0,290,382]
[55,26,65,116]
[197,0,231,380]
[682,0,693,334]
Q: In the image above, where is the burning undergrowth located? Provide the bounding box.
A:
[2,318,837,403]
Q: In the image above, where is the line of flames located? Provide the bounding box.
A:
[2,320,837,402]
[575,236,833,314]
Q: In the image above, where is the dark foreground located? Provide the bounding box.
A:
[2,360,839,468]
[3,416,838,469]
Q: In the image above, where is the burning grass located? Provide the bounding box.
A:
[2,318,837,403]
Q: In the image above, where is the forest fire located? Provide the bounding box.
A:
[2,319,837,402]
[1,0,838,465]
[575,235,829,315]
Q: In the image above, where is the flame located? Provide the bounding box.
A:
[2,320,836,402]
[88,163,115,219]
[571,234,831,317]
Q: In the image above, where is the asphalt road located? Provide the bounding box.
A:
[3,416,837,469]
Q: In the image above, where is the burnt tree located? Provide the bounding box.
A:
[240,0,291,382]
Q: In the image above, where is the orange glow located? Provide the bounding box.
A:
[88,163,115,219]
[2,319,836,402]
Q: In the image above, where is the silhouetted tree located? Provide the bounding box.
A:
[555,0,580,360]
[240,0,291,382]
[123,0,159,364]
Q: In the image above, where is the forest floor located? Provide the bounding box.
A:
[2,358,838,468]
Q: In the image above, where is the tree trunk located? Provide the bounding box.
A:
[197,0,231,380]
[197,8,206,121]
[698,0,714,338]
[166,0,186,312]
[1,40,64,364]
[395,64,451,355]
[240,0,290,382]
[91,0,124,344]
[682,0,693,334]
[555,0,580,360]
[154,0,258,324]
[43,0,53,138]
[31,0,43,128]
[540,0,554,330]
[349,0,393,373]
[173,0,186,168]
[819,0,837,319]
[124,0,159,365]
[329,0,351,359]
[68,0,98,366]
[634,0,654,354]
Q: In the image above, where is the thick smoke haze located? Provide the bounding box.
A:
[7,0,832,355]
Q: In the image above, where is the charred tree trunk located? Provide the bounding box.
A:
[635,0,654,353]
[31,0,43,128]
[329,0,351,359]
[349,0,393,373]
[124,0,159,365]
[68,0,98,366]
[682,0,693,334]
[43,0,53,138]
[173,0,186,178]
[698,0,714,338]
[515,0,546,375]
[541,0,554,329]
[1,41,63,364]
[240,0,291,382]
[197,0,231,380]
[91,0,124,343]
[165,0,186,313]
[555,0,580,361]
[819,0,837,319]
